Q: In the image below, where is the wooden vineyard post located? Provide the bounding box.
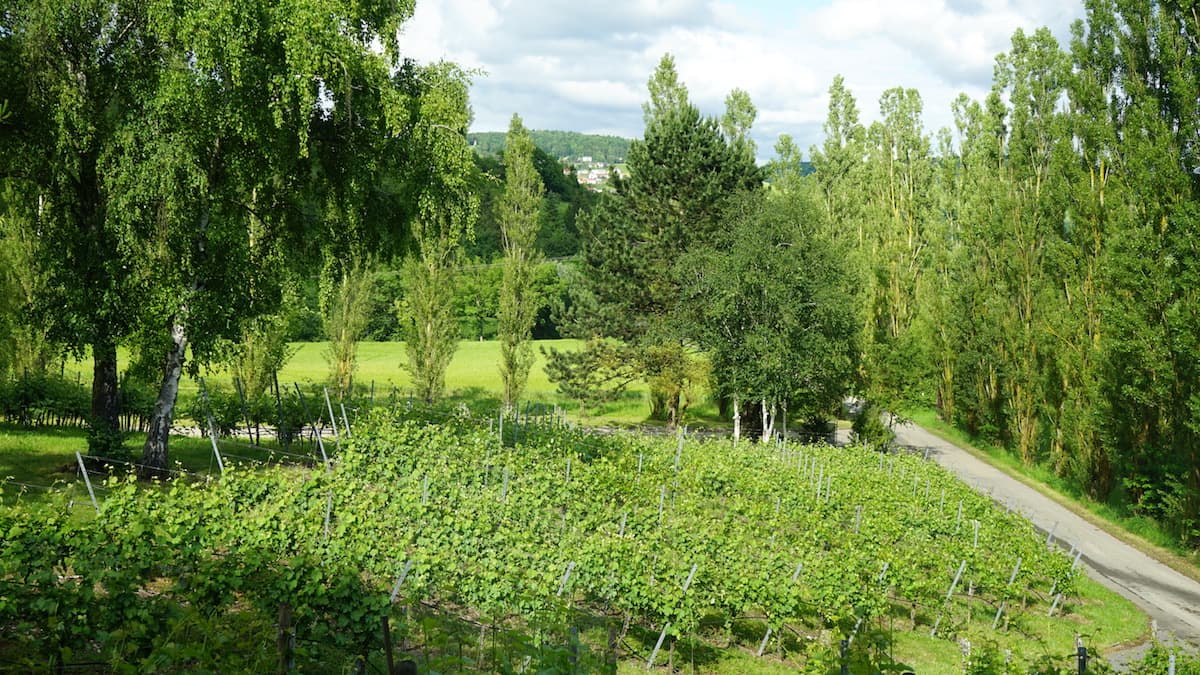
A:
[381,616,395,675]
[273,373,286,448]
[277,603,293,674]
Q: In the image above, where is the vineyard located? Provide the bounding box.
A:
[0,406,1158,673]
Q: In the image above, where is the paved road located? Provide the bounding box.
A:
[841,422,1200,648]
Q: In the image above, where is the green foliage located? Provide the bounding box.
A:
[562,55,761,425]
[0,410,1093,670]
[400,256,460,405]
[542,340,642,415]
[677,191,859,434]
[398,62,478,406]
[498,114,545,409]
[232,311,297,403]
[322,260,373,399]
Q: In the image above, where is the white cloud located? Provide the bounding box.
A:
[400,0,1086,158]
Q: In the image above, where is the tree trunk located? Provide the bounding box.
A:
[142,318,189,477]
[732,395,740,443]
[89,338,122,456]
[761,398,775,444]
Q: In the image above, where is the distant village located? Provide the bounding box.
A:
[565,156,628,190]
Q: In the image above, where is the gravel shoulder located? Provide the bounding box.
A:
[877,421,1200,649]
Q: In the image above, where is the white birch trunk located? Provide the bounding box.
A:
[732,395,740,444]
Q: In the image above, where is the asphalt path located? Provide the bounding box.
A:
[864,421,1200,649]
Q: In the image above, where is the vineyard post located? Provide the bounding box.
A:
[956,500,963,530]
[199,378,225,474]
[323,388,340,448]
[556,561,576,597]
[421,475,429,506]
[339,402,351,438]
[991,557,1022,630]
[930,560,967,637]
[1048,593,1063,616]
[854,505,863,533]
[647,563,697,670]
[323,492,332,541]
[382,615,395,675]
[316,431,331,474]
[74,452,98,513]
[839,638,849,675]
[234,376,254,442]
[207,412,225,475]
[293,383,311,442]
[1046,522,1058,547]
[658,485,666,524]
[1076,635,1088,673]
[674,428,684,473]
[1169,652,1175,675]
[757,562,805,657]
[277,603,294,674]
[390,560,414,603]
[973,520,980,548]
[273,375,288,448]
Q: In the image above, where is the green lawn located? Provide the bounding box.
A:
[59,339,724,427]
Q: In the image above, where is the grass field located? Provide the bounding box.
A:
[56,339,722,427]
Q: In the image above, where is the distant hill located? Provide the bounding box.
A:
[469,130,631,163]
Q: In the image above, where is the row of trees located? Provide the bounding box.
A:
[804,0,1199,545]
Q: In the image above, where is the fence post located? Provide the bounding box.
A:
[381,616,395,675]
[277,603,293,674]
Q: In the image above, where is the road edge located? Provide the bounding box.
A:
[908,417,1200,589]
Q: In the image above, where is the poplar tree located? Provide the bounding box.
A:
[497,114,544,410]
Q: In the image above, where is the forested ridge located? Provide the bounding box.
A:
[469,129,631,162]
[1,0,1198,552]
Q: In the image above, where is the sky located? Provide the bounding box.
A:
[400,0,1086,160]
